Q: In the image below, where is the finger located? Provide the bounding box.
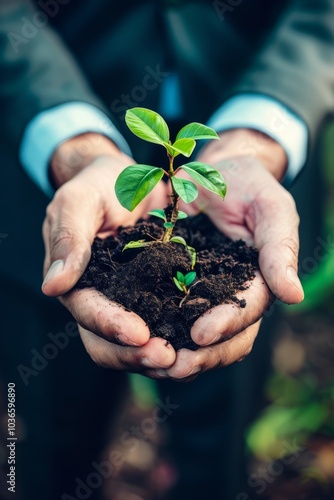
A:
[42,186,101,296]
[60,287,150,346]
[147,321,261,380]
[79,326,176,371]
[191,271,271,346]
[254,184,304,304]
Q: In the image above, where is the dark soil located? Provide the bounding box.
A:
[77,214,258,350]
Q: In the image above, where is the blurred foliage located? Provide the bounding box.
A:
[246,372,333,459]
[291,122,334,313]
[129,373,158,410]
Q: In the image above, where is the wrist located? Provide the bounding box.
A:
[202,128,288,181]
[50,133,123,187]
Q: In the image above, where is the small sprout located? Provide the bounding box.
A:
[173,271,197,307]
[173,271,197,294]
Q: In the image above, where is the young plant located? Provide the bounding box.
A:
[173,270,197,294]
[173,270,197,307]
[115,107,226,243]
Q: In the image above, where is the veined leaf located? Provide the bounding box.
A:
[115,164,164,211]
[125,108,169,145]
[167,138,196,158]
[173,277,184,292]
[176,271,185,283]
[177,211,188,220]
[148,209,166,221]
[122,240,151,251]
[176,122,219,141]
[171,177,198,204]
[180,161,226,199]
[184,271,197,287]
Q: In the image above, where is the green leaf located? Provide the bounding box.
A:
[176,123,219,142]
[164,222,173,229]
[188,246,197,269]
[170,236,187,246]
[173,277,184,292]
[176,271,185,283]
[184,271,197,287]
[177,211,188,220]
[170,236,197,268]
[167,138,196,158]
[122,240,151,251]
[148,209,166,221]
[171,177,198,204]
[125,108,169,145]
[115,165,164,211]
[180,161,226,199]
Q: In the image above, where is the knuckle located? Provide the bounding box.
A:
[94,306,111,336]
[45,200,56,222]
[50,227,76,249]
[281,235,299,259]
[202,347,228,371]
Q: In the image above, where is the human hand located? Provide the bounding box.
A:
[42,133,176,371]
[144,128,304,380]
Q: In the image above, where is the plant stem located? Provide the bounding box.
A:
[179,288,189,308]
[163,155,179,242]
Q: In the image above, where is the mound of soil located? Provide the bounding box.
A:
[77,214,258,350]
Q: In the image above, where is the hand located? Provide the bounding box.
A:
[42,133,176,372]
[144,129,304,381]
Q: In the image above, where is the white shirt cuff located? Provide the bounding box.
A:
[19,102,132,197]
[207,94,309,185]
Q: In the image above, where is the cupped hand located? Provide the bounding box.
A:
[42,134,176,371]
[144,129,304,380]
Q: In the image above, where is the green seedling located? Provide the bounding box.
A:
[115,107,226,244]
[173,270,197,307]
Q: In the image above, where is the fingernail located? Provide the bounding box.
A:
[43,260,64,287]
[141,357,165,369]
[183,366,201,377]
[286,266,303,293]
[155,369,168,377]
[201,333,220,346]
[116,334,141,347]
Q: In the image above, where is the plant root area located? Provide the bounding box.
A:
[77,214,259,350]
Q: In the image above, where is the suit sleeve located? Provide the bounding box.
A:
[231,0,334,145]
[0,0,111,149]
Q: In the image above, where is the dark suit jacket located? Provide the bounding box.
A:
[0,0,334,290]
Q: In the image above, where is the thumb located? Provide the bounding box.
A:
[42,188,100,297]
[254,186,304,305]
